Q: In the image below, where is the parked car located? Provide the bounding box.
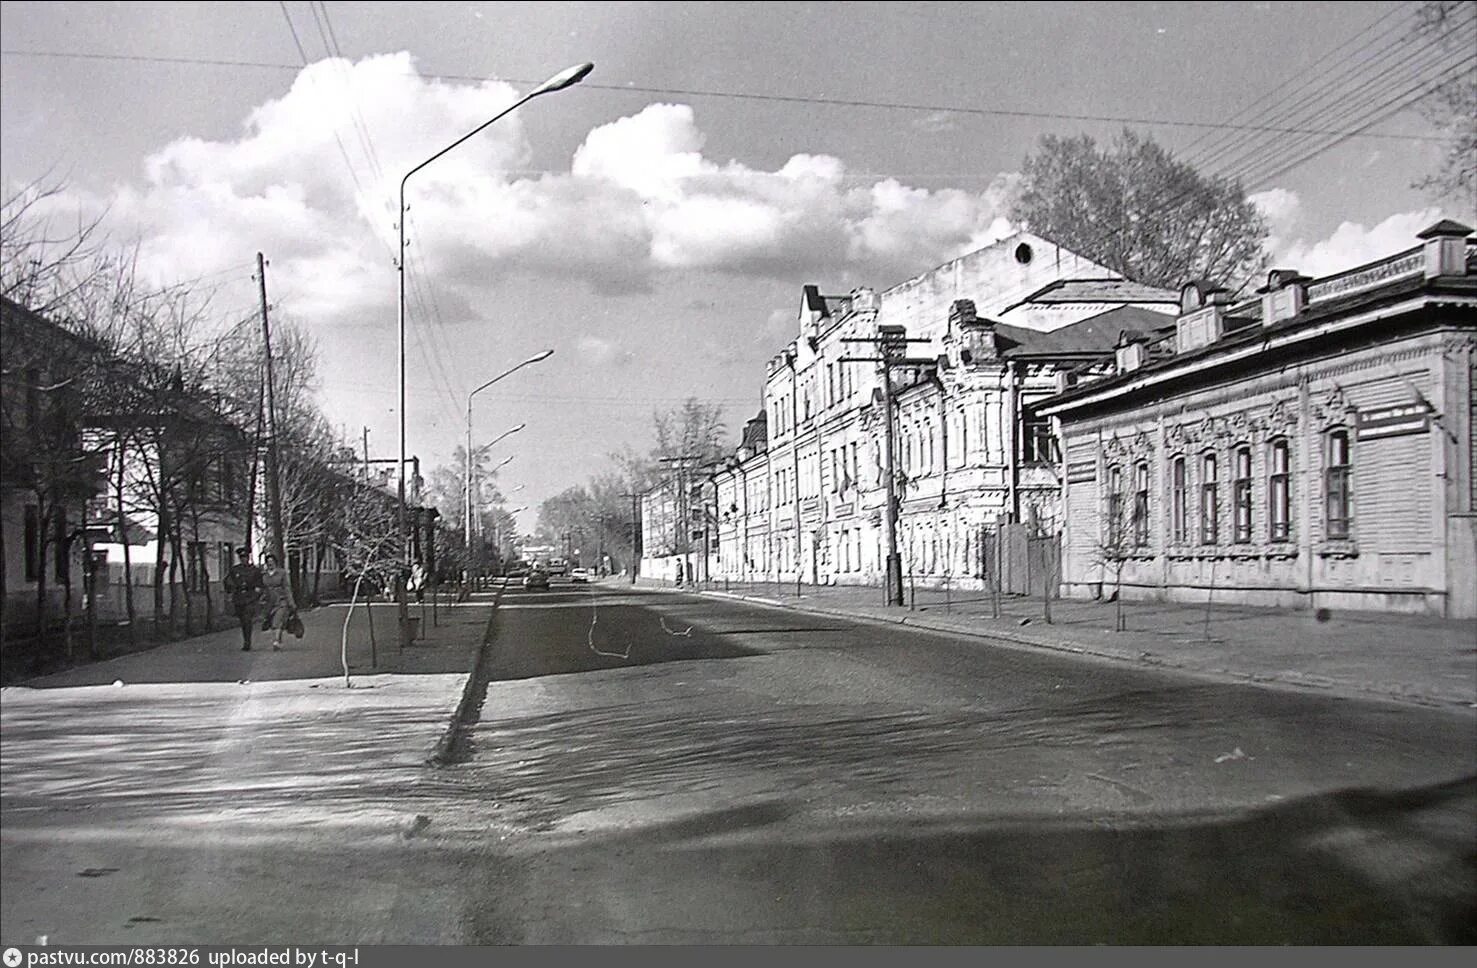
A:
[570,567,590,583]
[521,569,550,591]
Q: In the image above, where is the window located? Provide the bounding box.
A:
[1233,446,1253,543]
[1325,429,1351,539]
[1132,462,1150,547]
[1269,439,1290,542]
[187,541,209,592]
[24,504,40,582]
[1107,466,1125,545]
[1022,412,1055,464]
[1200,452,1219,545]
[53,510,69,583]
[1171,457,1187,544]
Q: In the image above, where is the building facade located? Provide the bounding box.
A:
[1036,220,1477,618]
[710,231,1177,589]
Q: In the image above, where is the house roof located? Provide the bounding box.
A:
[1036,269,1477,417]
[1002,278,1179,312]
[996,305,1177,357]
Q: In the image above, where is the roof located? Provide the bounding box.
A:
[996,305,1177,357]
[1036,269,1477,417]
[802,285,851,320]
[1002,278,1179,312]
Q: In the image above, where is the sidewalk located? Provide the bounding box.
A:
[642,578,1477,709]
[9,590,495,691]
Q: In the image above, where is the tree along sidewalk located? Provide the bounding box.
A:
[9,593,495,690]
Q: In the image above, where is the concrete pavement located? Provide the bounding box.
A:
[638,577,1477,709]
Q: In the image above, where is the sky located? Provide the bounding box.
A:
[2,1,1473,534]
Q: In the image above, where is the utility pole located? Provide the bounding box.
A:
[621,492,641,584]
[256,253,287,571]
[658,455,700,584]
[841,325,927,607]
[784,352,803,597]
[244,374,265,553]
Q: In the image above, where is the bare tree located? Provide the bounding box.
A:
[1412,0,1477,209]
[1092,490,1135,633]
[1011,129,1269,290]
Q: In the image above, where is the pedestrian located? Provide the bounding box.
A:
[260,553,297,651]
[223,547,264,652]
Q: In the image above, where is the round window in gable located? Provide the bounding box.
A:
[1014,242,1033,265]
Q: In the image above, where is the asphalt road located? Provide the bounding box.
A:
[3,580,1474,944]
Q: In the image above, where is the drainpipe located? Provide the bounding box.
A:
[788,354,803,596]
[1007,359,1021,523]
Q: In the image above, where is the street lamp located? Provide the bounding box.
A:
[466,421,525,555]
[398,61,593,563]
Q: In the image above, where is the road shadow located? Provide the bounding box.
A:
[471,774,1477,943]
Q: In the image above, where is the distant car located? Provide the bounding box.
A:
[547,558,569,576]
[521,569,550,591]
[505,561,530,578]
[570,567,590,583]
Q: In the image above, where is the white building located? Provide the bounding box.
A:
[711,231,1177,589]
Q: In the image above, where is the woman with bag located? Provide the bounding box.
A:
[260,553,297,651]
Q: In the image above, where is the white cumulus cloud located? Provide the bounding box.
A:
[45,57,1024,314]
[1253,189,1444,278]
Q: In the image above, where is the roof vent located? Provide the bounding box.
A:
[1417,219,1472,278]
[1258,269,1310,326]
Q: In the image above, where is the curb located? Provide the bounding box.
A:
[648,585,1473,712]
[427,585,503,766]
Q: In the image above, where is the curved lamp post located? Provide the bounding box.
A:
[465,421,525,554]
[398,62,593,562]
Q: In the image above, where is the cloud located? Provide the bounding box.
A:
[1254,189,1442,277]
[47,56,1023,317]
[575,335,634,367]
[912,111,959,134]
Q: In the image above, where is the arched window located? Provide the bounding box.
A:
[1133,461,1150,547]
[1268,439,1291,542]
[1171,456,1187,544]
[1107,465,1125,545]
[1233,446,1253,543]
[1200,451,1219,545]
[1325,429,1351,539]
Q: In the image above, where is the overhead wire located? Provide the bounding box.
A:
[279,0,465,430]
[1202,6,1473,183]
[1180,1,1418,168]
[0,46,1447,143]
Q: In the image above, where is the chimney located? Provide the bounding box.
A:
[1175,280,1230,353]
[850,287,880,313]
[1115,330,1147,373]
[1258,269,1311,327]
[951,303,999,366]
[1417,219,1473,278]
[948,298,978,333]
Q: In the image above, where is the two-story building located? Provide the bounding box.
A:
[712,231,1178,589]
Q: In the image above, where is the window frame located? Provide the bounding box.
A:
[1200,450,1219,545]
[1132,461,1150,547]
[1233,445,1253,544]
[1325,428,1352,540]
[1171,455,1187,545]
[1268,438,1291,542]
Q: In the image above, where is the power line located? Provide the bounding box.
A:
[1201,6,1473,182]
[1180,1,1417,168]
[0,46,1447,143]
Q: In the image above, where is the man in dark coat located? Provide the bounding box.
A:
[223,547,265,651]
